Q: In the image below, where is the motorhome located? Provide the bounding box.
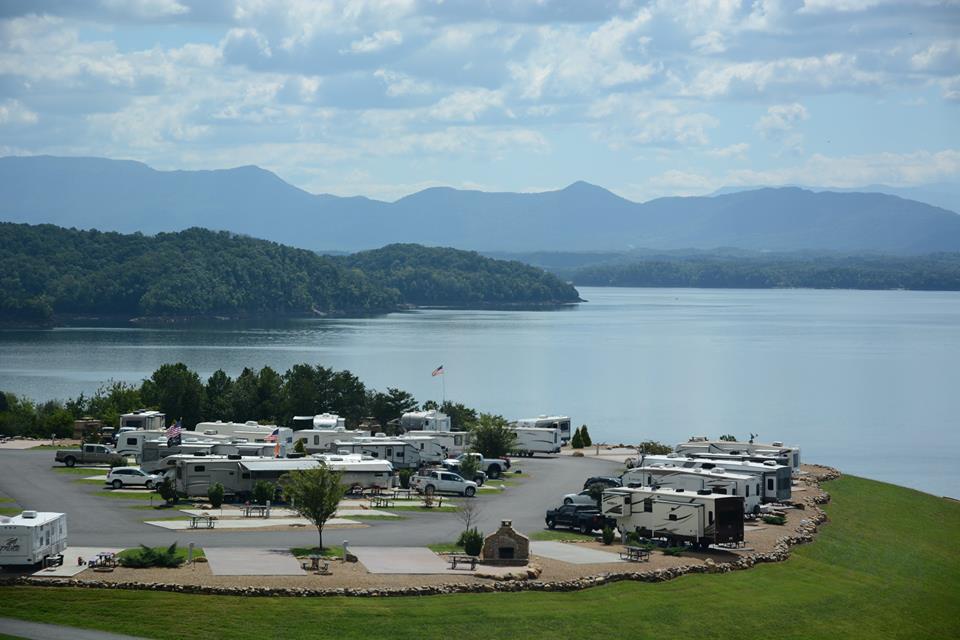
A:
[291,413,347,430]
[0,511,68,566]
[195,421,276,442]
[403,429,470,456]
[333,438,423,470]
[141,442,276,474]
[509,426,561,456]
[601,487,744,547]
[400,410,451,432]
[621,465,761,515]
[291,428,370,454]
[676,437,801,473]
[634,454,792,503]
[173,455,394,497]
[119,410,166,432]
[395,434,448,463]
[514,415,572,443]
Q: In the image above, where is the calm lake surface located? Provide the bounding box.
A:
[1,287,958,497]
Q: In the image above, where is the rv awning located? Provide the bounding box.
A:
[239,460,321,472]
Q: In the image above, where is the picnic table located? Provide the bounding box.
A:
[619,546,651,562]
[189,515,215,529]
[43,554,64,568]
[301,554,331,574]
[392,488,413,500]
[448,555,478,570]
[369,495,395,509]
[243,505,268,518]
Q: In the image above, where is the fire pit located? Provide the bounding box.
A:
[481,520,529,566]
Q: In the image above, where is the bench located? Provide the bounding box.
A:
[189,515,215,529]
[619,546,651,562]
[449,555,478,570]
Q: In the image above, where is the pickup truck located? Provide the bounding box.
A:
[440,459,487,485]
[410,470,478,497]
[545,504,614,534]
[55,444,128,467]
[449,453,510,479]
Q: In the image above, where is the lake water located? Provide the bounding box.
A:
[1,287,958,498]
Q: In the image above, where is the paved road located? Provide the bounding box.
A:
[0,617,151,640]
[0,450,619,549]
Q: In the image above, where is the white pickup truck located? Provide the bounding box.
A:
[410,470,478,497]
[448,453,511,479]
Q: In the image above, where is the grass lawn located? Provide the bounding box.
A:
[389,504,459,513]
[0,507,20,516]
[94,490,159,501]
[527,529,596,542]
[0,476,957,640]
[52,466,109,474]
[426,543,463,553]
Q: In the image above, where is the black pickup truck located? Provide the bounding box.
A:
[545,504,615,534]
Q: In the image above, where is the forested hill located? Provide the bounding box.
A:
[0,224,580,325]
[342,244,581,306]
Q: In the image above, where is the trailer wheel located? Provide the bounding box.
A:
[424,485,435,496]
[111,479,122,490]
[464,486,476,497]
[64,457,76,468]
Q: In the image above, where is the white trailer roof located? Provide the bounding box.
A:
[609,487,741,503]
[629,465,753,481]
[240,459,322,472]
[0,512,64,527]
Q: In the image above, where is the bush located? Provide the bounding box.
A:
[398,469,413,489]
[580,425,592,447]
[571,427,584,449]
[118,543,184,569]
[457,454,480,482]
[636,440,673,455]
[601,526,615,545]
[208,482,225,509]
[252,480,275,505]
[662,546,685,556]
[294,439,306,454]
[763,514,787,525]
[460,528,484,556]
[156,476,178,505]
[719,434,737,442]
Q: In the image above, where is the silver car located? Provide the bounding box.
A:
[105,467,161,490]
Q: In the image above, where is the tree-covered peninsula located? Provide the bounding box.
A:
[0,224,580,325]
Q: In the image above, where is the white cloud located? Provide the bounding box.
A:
[911,41,960,75]
[705,142,750,158]
[374,69,433,97]
[756,103,809,138]
[428,89,505,122]
[343,30,403,54]
[99,0,189,19]
[589,97,718,148]
[0,99,38,125]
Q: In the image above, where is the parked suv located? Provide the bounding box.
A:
[105,467,161,490]
[410,470,478,497]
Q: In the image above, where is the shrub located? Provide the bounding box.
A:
[208,482,225,509]
[398,469,413,489]
[636,440,673,455]
[719,434,738,442]
[294,439,306,454]
[580,425,592,447]
[460,528,484,556]
[571,427,584,449]
[662,546,685,556]
[763,514,787,525]
[457,454,480,482]
[252,480,275,505]
[156,476,178,505]
[118,543,184,569]
[601,526,615,545]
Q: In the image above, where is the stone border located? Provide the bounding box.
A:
[0,466,840,598]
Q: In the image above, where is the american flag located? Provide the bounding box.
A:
[165,421,182,438]
[265,428,279,443]
[432,365,444,377]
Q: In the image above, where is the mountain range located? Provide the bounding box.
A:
[2,155,959,254]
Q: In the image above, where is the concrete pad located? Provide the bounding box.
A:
[352,546,453,574]
[144,517,363,530]
[530,541,625,565]
[84,475,109,481]
[204,547,305,576]
[32,546,124,578]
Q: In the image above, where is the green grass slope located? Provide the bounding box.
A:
[0,476,957,639]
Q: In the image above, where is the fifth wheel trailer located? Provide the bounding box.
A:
[675,437,801,474]
[0,511,68,567]
[601,487,744,547]
[635,454,792,503]
[514,415,572,443]
[509,426,561,456]
[621,465,761,515]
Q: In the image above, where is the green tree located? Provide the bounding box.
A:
[367,387,418,431]
[294,439,306,454]
[156,476,178,505]
[140,363,204,428]
[86,380,141,428]
[580,425,592,447]
[252,480,275,505]
[254,366,283,422]
[230,368,259,420]
[280,466,347,551]
[457,453,481,482]
[469,413,517,459]
[571,427,584,449]
[202,370,233,421]
[326,370,367,426]
[208,483,225,509]
[282,364,323,423]
[719,434,738,442]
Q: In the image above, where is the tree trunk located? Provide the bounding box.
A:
[317,525,323,552]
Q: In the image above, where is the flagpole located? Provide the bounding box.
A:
[441,372,446,407]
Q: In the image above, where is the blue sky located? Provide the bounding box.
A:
[0,0,957,201]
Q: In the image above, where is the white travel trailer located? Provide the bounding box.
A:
[404,430,470,456]
[515,415,572,443]
[676,437,801,474]
[291,428,370,454]
[400,410,451,432]
[634,454,792,503]
[333,439,423,470]
[509,426,561,456]
[621,465,761,515]
[312,454,396,491]
[601,487,744,547]
[195,421,277,442]
[292,413,347,430]
[142,442,277,475]
[396,434,448,463]
[0,511,68,566]
[119,410,166,432]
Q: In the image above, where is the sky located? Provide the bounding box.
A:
[0,0,958,202]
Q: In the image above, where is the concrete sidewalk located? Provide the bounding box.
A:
[31,547,124,578]
[0,617,152,640]
[530,541,625,564]
[204,547,305,576]
[351,546,453,574]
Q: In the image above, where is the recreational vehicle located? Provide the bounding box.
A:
[509,426,561,456]
[400,410,451,432]
[333,438,423,470]
[403,429,470,456]
[635,454,792,503]
[195,421,277,442]
[0,511,68,566]
[601,487,744,547]
[515,415,572,443]
[291,428,370,454]
[291,413,347,430]
[395,434,447,463]
[676,437,801,473]
[141,442,276,474]
[119,410,166,432]
[621,465,761,515]
[312,454,396,491]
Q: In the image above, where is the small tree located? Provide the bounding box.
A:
[571,427,584,449]
[580,425,592,447]
[460,528,484,556]
[586,482,605,505]
[456,496,482,534]
[156,476,178,505]
[457,453,481,482]
[252,480,275,505]
[398,469,414,489]
[469,413,517,459]
[719,434,737,442]
[601,526,615,546]
[280,466,346,551]
[294,439,307,454]
[208,482,225,509]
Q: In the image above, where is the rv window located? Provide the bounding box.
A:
[709,511,714,524]
[126,438,137,445]
[314,436,319,445]
[176,468,182,478]
[647,475,652,484]
[714,488,727,495]
[242,473,250,479]
[195,465,206,472]
[767,478,774,491]
[396,450,404,458]
[746,486,750,497]
[643,499,653,513]
[668,513,677,521]
[386,448,392,457]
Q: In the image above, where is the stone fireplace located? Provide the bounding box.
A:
[481,520,529,566]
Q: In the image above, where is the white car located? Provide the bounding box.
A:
[105,467,161,490]
[410,470,478,497]
[562,489,599,506]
